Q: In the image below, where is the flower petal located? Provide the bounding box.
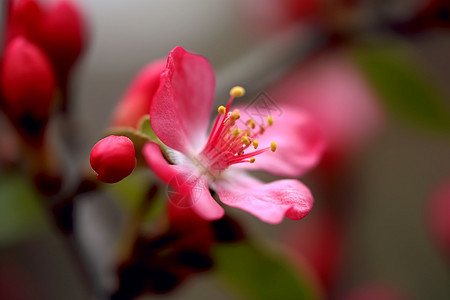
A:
[216,172,313,224]
[237,106,325,177]
[143,142,224,220]
[150,46,215,154]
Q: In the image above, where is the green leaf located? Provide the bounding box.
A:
[351,41,450,133]
[213,240,320,300]
[0,174,49,246]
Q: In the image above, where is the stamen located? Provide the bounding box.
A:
[252,139,259,149]
[199,86,278,176]
[226,86,246,113]
[246,118,256,129]
[232,128,241,137]
[229,86,246,98]
[241,135,250,146]
[231,109,240,120]
[259,125,265,134]
[270,141,277,152]
[218,105,226,115]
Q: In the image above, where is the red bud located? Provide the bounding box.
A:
[37,1,86,79]
[0,36,55,120]
[90,135,136,183]
[6,0,42,43]
[8,0,87,96]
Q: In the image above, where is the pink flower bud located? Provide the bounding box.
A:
[6,0,42,42]
[90,135,136,183]
[37,0,86,81]
[0,36,55,120]
[111,59,166,128]
[8,0,87,91]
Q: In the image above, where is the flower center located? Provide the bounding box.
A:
[197,86,277,179]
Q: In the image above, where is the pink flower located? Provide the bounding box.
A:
[90,135,136,183]
[143,46,324,224]
[241,0,320,33]
[240,0,358,34]
[112,59,166,128]
[268,51,384,164]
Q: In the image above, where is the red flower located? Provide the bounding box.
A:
[0,36,55,120]
[90,135,136,183]
[143,46,324,224]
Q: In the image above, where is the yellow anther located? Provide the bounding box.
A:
[231,109,240,120]
[249,157,256,164]
[252,139,259,149]
[259,125,265,134]
[246,119,256,129]
[218,105,226,115]
[241,135,251,146]
[243,129,251,136]
[230,86,246,98]
[267,115,274,126]
[232,128,241,137]
[270,141,277,152]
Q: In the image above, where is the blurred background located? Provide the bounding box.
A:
[1,0,450,299]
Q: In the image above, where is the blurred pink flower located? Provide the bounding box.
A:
[240,0,320,33]
[240,0,358,34]
[112,59,166,128]
[427,177,450,258]
[143,46,324,224]
[268,51,384,165]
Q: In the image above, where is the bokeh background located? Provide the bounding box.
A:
[1,0,450,299]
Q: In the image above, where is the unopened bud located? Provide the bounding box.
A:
[33,0,86,81]
[90,135,136,183]
[0,36,56,120]
[112,59,166,128]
